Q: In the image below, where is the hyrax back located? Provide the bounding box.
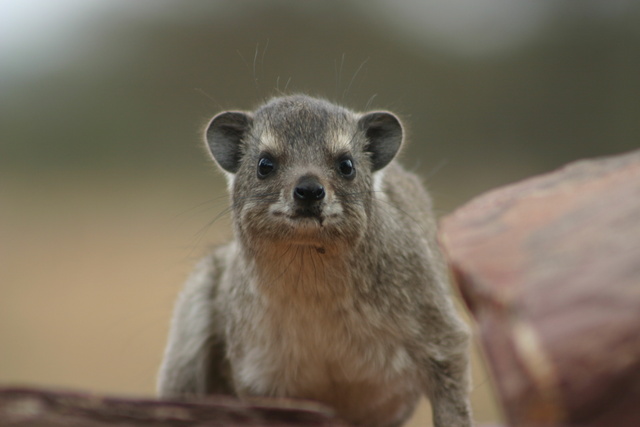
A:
[158,95,472,427]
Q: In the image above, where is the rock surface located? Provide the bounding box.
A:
[439,149,640,427]
[0,387,349,426]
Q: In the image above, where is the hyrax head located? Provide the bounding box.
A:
[205,95,403,251]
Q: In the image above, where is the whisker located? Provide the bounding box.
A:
[423,159,448,182]
[183,191,281,257]
[172,196,227,221]
[343,57,369,101]
[194,88,223,110]
[336,189,433,235]
[230,193,280,210]
[335,53,345,100]
[185,207,233,256]
[374,198,433,235]
[252,42,260,91]
[364,93,378,110]
[261,39,270,72]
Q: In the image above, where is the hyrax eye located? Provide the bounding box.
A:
[257,156,276,178]
[337,157,356,179]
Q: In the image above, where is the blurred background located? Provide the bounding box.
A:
[1,1,639,425]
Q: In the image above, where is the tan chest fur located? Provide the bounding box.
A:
[228,249,421,426]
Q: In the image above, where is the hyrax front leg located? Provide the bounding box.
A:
[157,255,233,398]
[418,319,472,427]
[426,352,473,427]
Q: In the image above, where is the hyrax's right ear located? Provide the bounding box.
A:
[205,111,253,174]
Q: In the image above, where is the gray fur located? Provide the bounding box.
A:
[158,95,472,427]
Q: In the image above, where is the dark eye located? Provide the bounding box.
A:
[257,156,275,178]
[338,157,355,179]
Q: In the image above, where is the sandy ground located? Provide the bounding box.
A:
[0,175,501,426]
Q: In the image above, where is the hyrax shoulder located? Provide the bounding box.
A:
[158,95,472,427]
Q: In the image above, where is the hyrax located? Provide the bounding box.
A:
[158,95,472,427]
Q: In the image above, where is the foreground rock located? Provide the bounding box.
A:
[0,387,349,426]
[439,149,640,427]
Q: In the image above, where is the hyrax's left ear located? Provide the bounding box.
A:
[358,111,403,172]
[205,111,253,174]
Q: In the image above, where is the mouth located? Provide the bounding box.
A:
[271,206,326,226]
[294,204,323,218]
[265,208,349,249]
[289,212,324,227]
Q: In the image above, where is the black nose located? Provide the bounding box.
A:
[293,176,325,203]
